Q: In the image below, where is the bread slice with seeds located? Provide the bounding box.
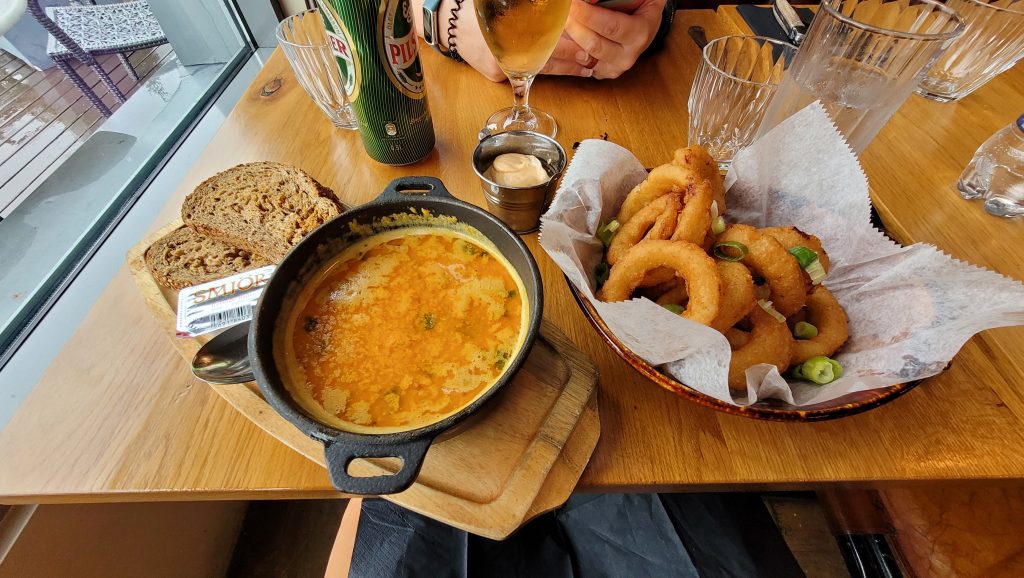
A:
[182,162,343,261]
[145,226,272,290]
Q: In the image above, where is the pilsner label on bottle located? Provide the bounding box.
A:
[378,0,424,96]
[316,0,435,165]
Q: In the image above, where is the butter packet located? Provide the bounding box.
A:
[175,265,276,337]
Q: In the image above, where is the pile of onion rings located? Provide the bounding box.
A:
[596,146,850,391]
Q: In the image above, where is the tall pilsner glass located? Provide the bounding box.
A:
[475,0,571,137]
[757,0,964,153]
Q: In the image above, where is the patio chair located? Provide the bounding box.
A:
[27,0,167,117]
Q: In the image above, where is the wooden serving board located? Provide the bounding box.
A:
[126,220,600,540]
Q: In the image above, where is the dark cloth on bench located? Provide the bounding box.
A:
[350,493,805,578]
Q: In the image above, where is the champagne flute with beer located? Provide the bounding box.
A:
[475,0,571,137]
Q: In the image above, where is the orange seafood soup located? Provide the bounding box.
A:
[276,227,529,433]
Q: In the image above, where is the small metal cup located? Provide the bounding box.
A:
[472,131,566,234]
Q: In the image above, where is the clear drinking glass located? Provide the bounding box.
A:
[276,9,358,130]
[475,0,571,138]
[958,113,1024,217]
[917,0,1024,102]
[688,36,797,171]
[757,0,965,153]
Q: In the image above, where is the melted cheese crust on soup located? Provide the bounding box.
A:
[279,227,528,433]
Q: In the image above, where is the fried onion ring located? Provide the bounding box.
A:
[638,278,682,301]
[724,328,751,349]
[617,163,698,225]
[655,283,689,306]
[670,179,715,246]
[716,225,809,316]
[762,226,831,273]
[791,286,849,364]
[671,145,726,216]
[727,306,794,391]
[710,261,756,332]
[607,193,682,265]
[599,240,721,326]
[661,261,755,332]
[639,267,676,287]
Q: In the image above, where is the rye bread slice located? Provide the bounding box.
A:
[182,162,343,261]
[145,226,272,290]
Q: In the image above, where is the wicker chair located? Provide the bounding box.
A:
[27,0,168,117]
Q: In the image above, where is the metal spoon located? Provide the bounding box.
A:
[191,323,254,384]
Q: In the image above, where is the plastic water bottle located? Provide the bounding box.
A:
[957,113,1024,218]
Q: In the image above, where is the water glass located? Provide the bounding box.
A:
[688,35,797,171]
[917,0,1024,102]
[276,9,357,130]
[757,0,965,153]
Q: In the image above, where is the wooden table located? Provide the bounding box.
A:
[1,9,1023,504]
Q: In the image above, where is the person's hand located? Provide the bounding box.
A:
[543,33,594,78]
[446,0,506,82]
[545,0,666,79]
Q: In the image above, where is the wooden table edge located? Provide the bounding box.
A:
[8,475,1024,505]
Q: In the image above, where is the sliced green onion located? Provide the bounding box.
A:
[662,303,685,315]
[805,259,827,285]
[595,261,610,288]
[793,355,843,385]
[793,321,818,339]
[788,246,827,284]
[711,215,727,235]
[788,246,819,269]
[597,220,620,247]
[710,200,720,220]
[757,299,786,323]
[713,241,748,261]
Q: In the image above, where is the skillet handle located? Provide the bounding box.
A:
[374,177,454,203]
[322,436,432,495]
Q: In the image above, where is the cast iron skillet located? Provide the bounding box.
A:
[249,177,543,495]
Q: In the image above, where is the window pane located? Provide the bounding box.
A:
[0,0,253,362]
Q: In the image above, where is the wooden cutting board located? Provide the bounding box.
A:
[126,220,600,540]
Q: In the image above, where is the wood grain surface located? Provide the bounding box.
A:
[882,486,1024,577]
[125,224,599,539]
[1,10,1023,504]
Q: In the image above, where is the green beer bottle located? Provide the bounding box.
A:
[316,0,436,165]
